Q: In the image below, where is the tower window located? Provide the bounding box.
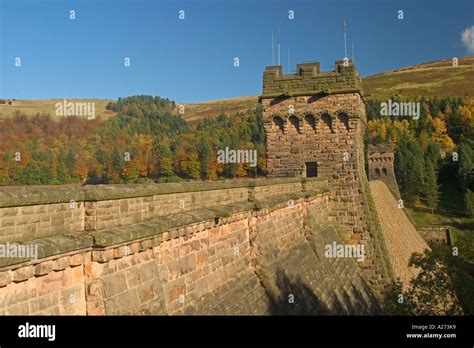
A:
[337,113,350,131]
[273,116,284,133]
[305,162,318,177]
[305,114,316,131]
[289,115,300,133]
[321,114,333,133]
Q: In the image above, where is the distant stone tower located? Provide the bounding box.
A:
[367,144,400,198]
[259,60,367,237]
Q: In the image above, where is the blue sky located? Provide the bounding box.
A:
[0,0,473,102]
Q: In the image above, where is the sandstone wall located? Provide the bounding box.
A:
[0,178,309,243]
[0,202,85,243]
[0,256,86,315]
[0,181,382,315]
[261,93,365,179]
[252,197,381,314]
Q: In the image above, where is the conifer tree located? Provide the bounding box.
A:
[424,159,440,214]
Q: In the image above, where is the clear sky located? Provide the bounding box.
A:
[0,0,473,102]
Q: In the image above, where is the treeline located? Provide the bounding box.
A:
[0,95,266,185]
[105,95,175,114]
[367,96,474,216]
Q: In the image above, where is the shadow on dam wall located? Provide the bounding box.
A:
[267,267,380,315]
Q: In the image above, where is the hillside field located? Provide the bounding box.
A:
[0,99,116,120]
[363,56,474,100]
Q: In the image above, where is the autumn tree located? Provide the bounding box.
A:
[187,151,201,180]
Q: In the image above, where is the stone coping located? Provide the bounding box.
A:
[0,177,324,208]
[0,233,93,268]
[0,187,330,268]
[259,89,363,100]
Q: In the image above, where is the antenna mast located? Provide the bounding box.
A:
[272,30,275,65]
[278,25,281,65]
[288,48,290,73]
[343,21,347,59]
[352,40,354,63]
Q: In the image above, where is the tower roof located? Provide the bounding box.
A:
[260,60,363,100]
[367,144,394,153]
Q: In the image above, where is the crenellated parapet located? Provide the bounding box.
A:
[260,60,363,99]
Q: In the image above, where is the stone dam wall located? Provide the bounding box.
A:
[369,180,430,287]
[0,178,384,315]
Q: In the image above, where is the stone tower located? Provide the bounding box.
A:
[368,144,400,198]
[259,60,365,178]
[258,60,368,238]
[259,60,394,295]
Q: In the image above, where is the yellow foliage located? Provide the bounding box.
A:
[431,117,455,150]
[75,156,89,180]
[367,118,411,144]
[433,117,447,135]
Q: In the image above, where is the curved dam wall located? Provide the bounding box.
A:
[369,180,430,287]
[0,178,383,315]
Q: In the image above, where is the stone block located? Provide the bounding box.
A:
[34,261,54,276]
[102,273,128,298]
[0,270,12,287]
[139,239,152,251]
[53,256,71,271]
[12,266,34,282]
[70,253,84,266]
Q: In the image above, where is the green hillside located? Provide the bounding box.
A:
[172,96,258,124]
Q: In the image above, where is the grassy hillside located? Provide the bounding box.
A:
[362,56,474,100]
[0,96,256,124]
[0,99,116,120]
[172,95,258,124]
[1,56,472,122]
